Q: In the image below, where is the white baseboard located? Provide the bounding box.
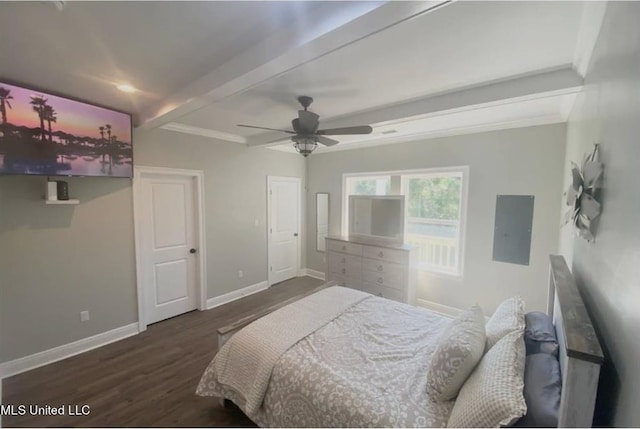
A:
[206,280,269,310]
[416,298,463,318]
[0,322,139,379]
[302,268,326,281]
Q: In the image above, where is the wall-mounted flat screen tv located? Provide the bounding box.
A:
[0,80,132,177]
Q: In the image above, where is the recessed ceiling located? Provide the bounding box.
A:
[180,1,582,132]
[0,1,605,153]
[268,92,578,154]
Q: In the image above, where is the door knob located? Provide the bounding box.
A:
[190,248,197,254]
[294,233,298,237]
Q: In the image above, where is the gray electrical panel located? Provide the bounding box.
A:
[492,195,534,265]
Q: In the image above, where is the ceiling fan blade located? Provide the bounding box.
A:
[237,124,295,134]
[317,136,339,147]
[291,118,301,133]
[317,125,372,135]
[264,136,293,145]
[298,110,320,133]
[246,135,293,147]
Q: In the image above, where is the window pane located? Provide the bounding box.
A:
[348,176,390,195]
[407,176,461,220]
[404,174,462,275]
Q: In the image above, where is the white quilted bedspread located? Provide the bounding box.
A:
[196,286,369,416]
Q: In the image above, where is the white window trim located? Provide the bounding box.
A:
[342,166,469,280]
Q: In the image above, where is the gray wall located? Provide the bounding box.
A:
[558,3,640,426]
[307,124,566,313]
[0,128,304,363]
[133,128,306,299]
[0,177,137,362]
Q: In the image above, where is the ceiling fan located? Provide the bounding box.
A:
[237,96,373,157]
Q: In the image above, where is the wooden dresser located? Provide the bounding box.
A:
[325,236,417,305]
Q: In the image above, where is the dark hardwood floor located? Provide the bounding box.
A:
[2,276,324,427]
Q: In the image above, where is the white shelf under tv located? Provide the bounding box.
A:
[45,199,80,205]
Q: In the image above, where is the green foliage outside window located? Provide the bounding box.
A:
[407,176,461,220]
[352,179,389,195]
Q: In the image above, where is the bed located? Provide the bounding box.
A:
[196,255,603,427]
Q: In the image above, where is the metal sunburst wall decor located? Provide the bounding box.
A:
[563,144,604,242]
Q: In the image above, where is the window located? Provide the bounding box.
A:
[347,175,390,196]
[343,168,467,277]
[402,171,464,276]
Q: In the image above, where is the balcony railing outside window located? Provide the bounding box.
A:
[406,217,458,273]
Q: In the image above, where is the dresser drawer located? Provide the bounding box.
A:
[362,258,404,277]
[328,252,361,270]
[362,283,404,302]
[362,269,403,290]
[362,246,407,264]
[329,273,362,290]
[327,240,362,256]
[328,260,362,278]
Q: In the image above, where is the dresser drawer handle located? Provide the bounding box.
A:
[342,245,347,251]
[341,268,346,274]
[377,277,383,284]
[341,257,346,263]
[377,265,383,271]
[378,251,384,258]
[377,292,383,297]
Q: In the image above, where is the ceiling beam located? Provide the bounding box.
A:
[246,66,584,147]
[137,1,450,129]
[159,122,247,144]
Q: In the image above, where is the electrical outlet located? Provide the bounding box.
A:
[80,310,90,322]
[238,270,243,278]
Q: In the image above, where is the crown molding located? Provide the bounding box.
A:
[573,2,608,77]
[268,113,566,155]
[251,66,582,148]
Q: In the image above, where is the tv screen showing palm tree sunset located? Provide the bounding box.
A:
[0,81,132,177]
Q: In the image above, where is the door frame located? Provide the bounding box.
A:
[133,165,207,332]
[267,176,302,286]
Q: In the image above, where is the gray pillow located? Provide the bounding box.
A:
[427,305,486,402]
[524,312,558,356]
[514,353,561,427]
[446,330,527,428]
[485,297,525,350]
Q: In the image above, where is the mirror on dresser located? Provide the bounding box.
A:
[316,193,329,252]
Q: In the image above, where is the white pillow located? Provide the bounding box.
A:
[427,305,486,402]
[485,296,525,349]
[447,330,527,428]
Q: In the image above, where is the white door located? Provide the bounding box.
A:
[268,176,301,285]
[139,173,198,324]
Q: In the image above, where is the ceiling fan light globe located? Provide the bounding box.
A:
[294,138,317,157]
